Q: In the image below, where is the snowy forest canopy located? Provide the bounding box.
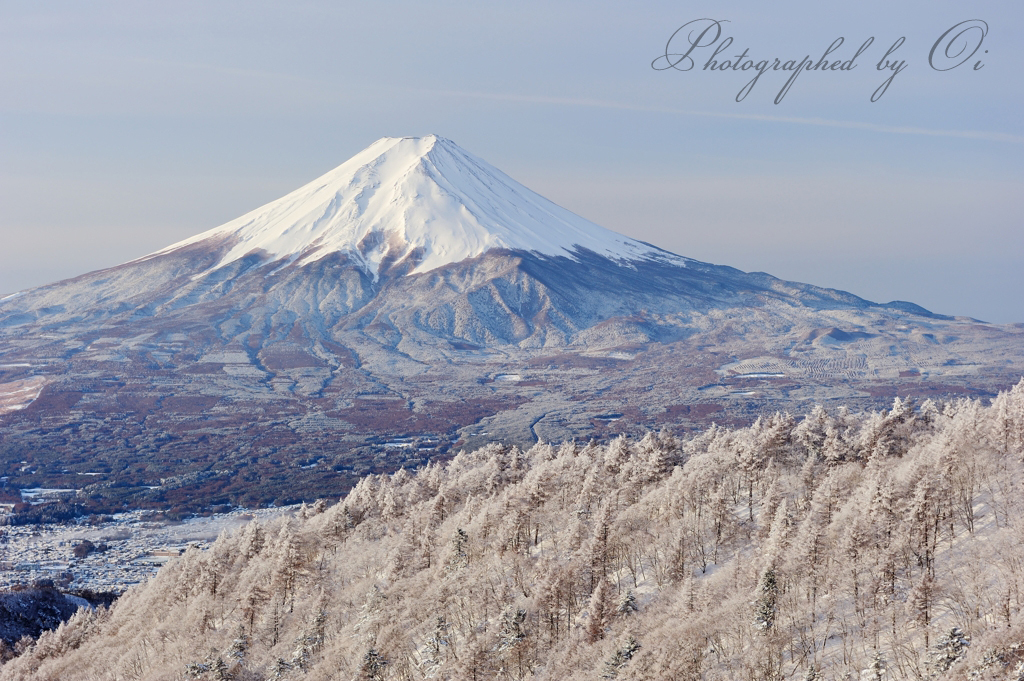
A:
[4,381,1024,680]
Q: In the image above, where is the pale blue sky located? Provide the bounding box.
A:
[2,1,1022,321]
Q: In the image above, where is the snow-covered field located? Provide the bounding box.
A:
[0,506,296,594]
[0,377,45,415]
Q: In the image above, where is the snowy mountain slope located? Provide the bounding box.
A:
[148,135,681,278]
[0,135,943,339]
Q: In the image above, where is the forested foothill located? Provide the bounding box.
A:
[0,583,114,663]
[3,381,1024,680]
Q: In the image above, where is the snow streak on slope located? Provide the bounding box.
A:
[152,135,680,277]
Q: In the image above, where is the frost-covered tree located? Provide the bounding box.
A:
[931,627,969,674]
[616,590,638,616]
[586,579,613,643]
[446,527,469,570]
[794,405,830,461]
[602,636,641,679]
[5,381,1024,681]
[755,568,779,631]
[360,648,387,681]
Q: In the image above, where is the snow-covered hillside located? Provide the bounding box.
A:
[5,383,1024,680]
[152,135,678,277]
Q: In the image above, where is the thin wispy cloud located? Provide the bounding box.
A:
[434,89,1024,145]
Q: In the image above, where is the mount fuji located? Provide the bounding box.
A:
[1,135,1022,511]
[158,135,675,276]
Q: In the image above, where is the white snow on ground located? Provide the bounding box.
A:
[0,506,299,593]
[20,488,78,502]
[149,135,685,277]
[0,376,46,415]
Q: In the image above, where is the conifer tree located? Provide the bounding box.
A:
[755,568,779,631]
[602,636,641,678]
[586,579,612,643]
[361,648,388,681]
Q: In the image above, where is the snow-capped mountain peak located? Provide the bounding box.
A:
[155,135,674,276]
